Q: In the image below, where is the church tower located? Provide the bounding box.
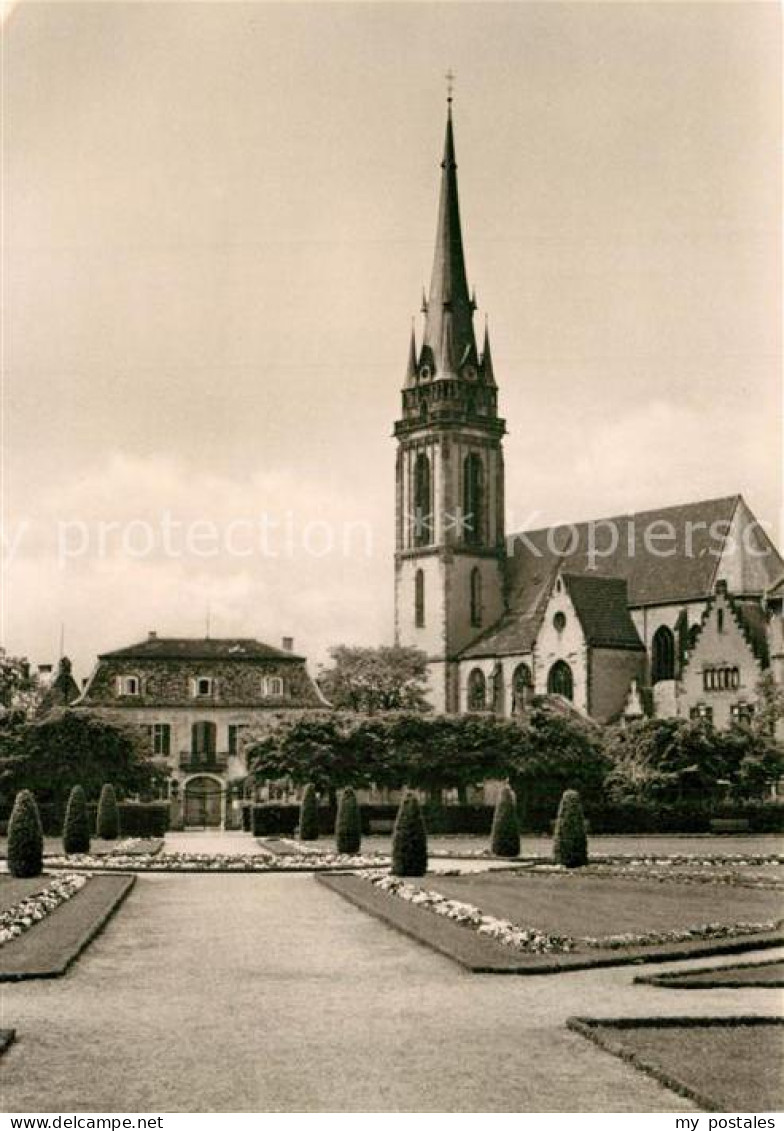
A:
[394,99,506,713]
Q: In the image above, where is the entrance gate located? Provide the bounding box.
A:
[184,776,223,827]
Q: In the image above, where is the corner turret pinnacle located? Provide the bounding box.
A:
[405,321,418,387]
[481,318,496,387]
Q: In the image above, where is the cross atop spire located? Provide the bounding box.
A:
[445,69,455,105]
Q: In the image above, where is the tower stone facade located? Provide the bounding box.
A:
[394,104,506,711]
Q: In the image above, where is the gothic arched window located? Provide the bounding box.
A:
[415,568,425,627]
[547,660,573,701]
[413,453,433,547]
[470,567,482,627]
[651,625,675,683]
[467,668,487,711]
[512,662,533,712]
[463,453,484,545]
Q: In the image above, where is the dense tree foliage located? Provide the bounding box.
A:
[391,793,428,877]
[317,646,430,714]
[0,709,168,823]
[7,789,43,878]
[553,789,588,868]
[63,785,91,855]
[335,787,361,854]
[604,717,782,806]
[490,785,520,858]
[0,649,40,713]
[96,783,120,840]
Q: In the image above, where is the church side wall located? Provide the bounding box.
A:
[589,647,646,723]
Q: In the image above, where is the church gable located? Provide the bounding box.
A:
[679,582,767,727]
[716,497,784,596]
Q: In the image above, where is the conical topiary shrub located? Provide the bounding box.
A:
[298,783,319,841]
[63,785,91,855]
[96,783,120,840]
[335,787,362,854]
[553,789,588,868]
[7,790,44,878]
[490,784,520,858]
[391,792,428,877]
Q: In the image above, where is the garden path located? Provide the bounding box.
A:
[2,874,781,1112]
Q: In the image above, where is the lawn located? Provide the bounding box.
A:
[407,870,782,939]
[0,877,49,914]
[0,874,135,980]
[569,1018,784,1111]
[638,960,784,989]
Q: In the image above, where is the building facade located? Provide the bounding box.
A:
[76,634,326,827]
[394,103,784,727]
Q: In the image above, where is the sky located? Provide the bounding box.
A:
[3,0,781,679]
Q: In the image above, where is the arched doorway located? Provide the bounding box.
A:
[184,775,223,828]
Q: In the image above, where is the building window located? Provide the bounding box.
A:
[717,608,724,633]
[731,702,755,726]
[415,569,425,627]
[152,724,170,756]
[194,677,213,698]
[470,567,482,627]
[651,626,675,683]
[119,676,140,696]
[467,668,487,711]
[547,660,574,701]
[261,676,284,697]
[703,666,740,693]
[690,704,713,723]
[463,453,484,546]
[553,611,566,633]
[228,724,247,756]
[191,721,217,761]
[512,663,533,714]
[413,452,433,547]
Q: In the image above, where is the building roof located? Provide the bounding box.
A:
[506,495,747,608]
[561,574,645,651]
[459,565,558,659]
[98,637,305,662]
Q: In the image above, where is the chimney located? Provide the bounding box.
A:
[148,631,157,641]
[281,636,294,652]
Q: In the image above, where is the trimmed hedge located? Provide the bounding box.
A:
[251,802,496,838]
[392,793,428,876]
[336,787,362,854]
[299,784,319,841]
[7,790,44,878]
[96,784,120,840]
[490,785,520,857]
[63,785,91,855]
[554,789,588,868]
[117,802,170,838]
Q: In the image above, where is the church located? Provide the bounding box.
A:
[394,101,784,727]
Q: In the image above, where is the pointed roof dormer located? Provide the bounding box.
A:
[420,102,478,379]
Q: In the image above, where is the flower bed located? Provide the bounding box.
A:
[44,851,389,873]
[361,871,783,955]
[0,873,90,947]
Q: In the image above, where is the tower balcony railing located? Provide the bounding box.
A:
[178,752,229,772]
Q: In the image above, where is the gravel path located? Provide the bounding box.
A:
[2,873,781,1113]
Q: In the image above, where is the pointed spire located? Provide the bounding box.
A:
[405,320,418,386]
[421,99,477,377]
[481,316,496,387]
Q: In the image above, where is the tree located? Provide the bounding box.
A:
[96,783,120,840]
[63,785,91,855]
[335,787,361,854]
[317,645,430,714]
[0,649,41,715]
[553,789,588,868]
[391,792,427,876]
[3,709,168,828]
[754,672,784,739]
[490,785,520,857]
[299,783,319,841]
[7,789,43,878]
